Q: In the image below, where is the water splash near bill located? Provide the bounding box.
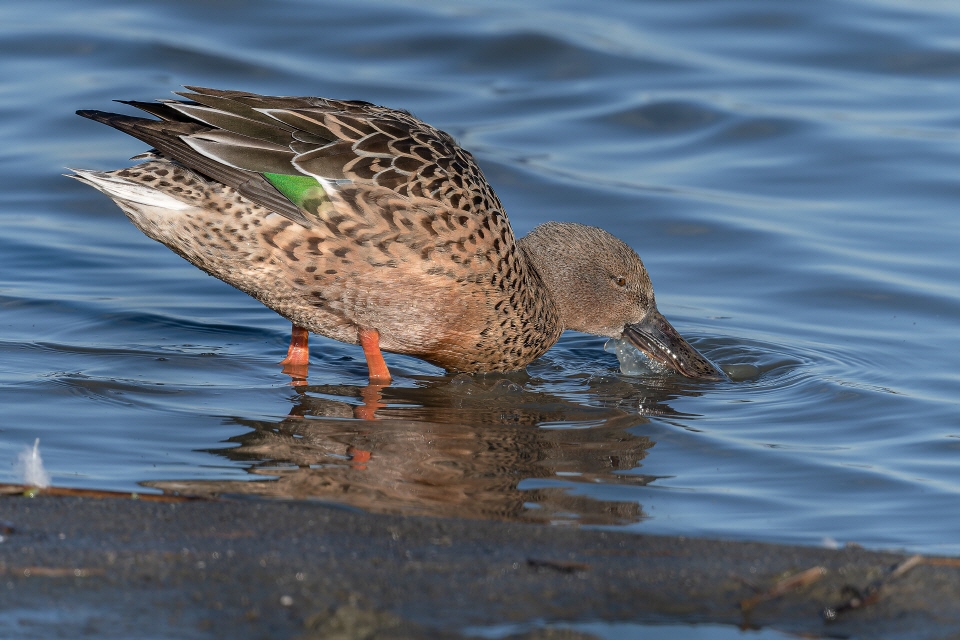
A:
[604,337,671,376]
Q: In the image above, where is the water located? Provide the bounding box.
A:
[2,0,960,563]
[468,621,794,640]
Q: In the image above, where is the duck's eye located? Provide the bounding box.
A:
[613,276,627,287]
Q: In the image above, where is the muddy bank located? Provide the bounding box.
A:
[1,490,958,639]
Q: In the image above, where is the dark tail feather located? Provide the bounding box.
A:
[115,99,198,122]
[75,110,211,169]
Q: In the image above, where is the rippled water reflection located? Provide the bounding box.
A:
[2,0,960,555]
[149,376,657,525]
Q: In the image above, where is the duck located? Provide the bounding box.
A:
[70,86,725,383]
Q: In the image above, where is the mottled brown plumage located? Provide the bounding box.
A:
[70,87,724,381]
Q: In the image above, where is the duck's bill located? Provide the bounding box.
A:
[622,310,727,381]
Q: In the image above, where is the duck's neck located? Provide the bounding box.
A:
[510,240,565,351]
[517,223,590,334]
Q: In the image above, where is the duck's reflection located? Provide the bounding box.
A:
[146,375,701,525]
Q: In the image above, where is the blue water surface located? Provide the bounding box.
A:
[1,0,959,566]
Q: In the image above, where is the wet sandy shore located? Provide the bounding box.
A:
[1,490,958,639]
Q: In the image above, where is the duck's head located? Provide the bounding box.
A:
[519,222,725,381]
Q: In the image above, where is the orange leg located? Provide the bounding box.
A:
[358,327,391,383]
[279,324,310,381]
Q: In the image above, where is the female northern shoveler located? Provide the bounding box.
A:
[70,87,724,382]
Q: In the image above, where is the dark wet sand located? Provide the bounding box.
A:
[1,491,958,639]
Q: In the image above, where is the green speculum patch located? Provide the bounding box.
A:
[263,172,328,215]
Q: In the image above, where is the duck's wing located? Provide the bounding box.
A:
[76,102,312,227]
[77,87,507,232]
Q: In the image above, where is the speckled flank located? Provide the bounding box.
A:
[73,87,722,378]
